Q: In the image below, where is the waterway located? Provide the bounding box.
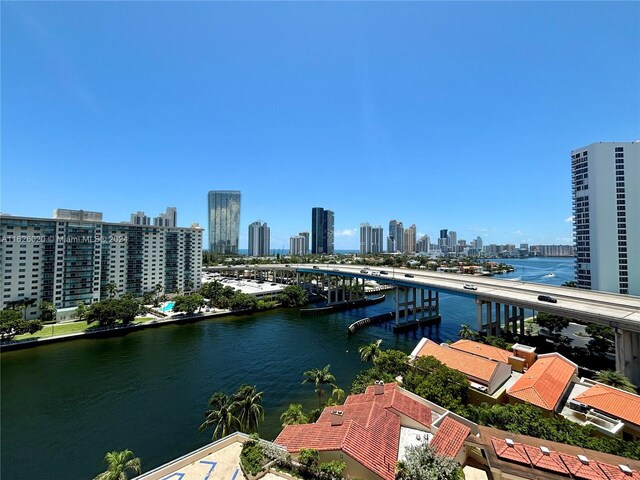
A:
[0,257,574,479]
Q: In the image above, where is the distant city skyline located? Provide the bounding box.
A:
[2,2,639,250]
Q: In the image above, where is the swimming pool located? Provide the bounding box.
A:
[160,301,175,312]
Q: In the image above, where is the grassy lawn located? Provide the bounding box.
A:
[13,321,91,340]
[12,316,156,341]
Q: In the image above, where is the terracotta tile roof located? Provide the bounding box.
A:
[276,383,433,480]
[507,353,577,410]
[344,382,431,428]
[573,383,640,426]
[597,462,640,479]
[430,417,470,458]
[450,339,513,364]
[523,444,569,475]
[559,453,607,480]
[480,425,640,480]
[491,437,530,465]
[416,339,500,383]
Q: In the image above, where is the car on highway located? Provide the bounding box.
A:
[463,283,477,290]
[404,273,414,278]
[312,266,319,269]
[538,294,557,303]
[380,271,389,275]
[285,264,291,267]
[360,269,369,274]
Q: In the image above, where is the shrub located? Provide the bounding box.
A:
[241,441,265,476]
[298,448,319,472]
[318,460,346,479]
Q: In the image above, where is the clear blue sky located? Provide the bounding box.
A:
[2,2,639,250]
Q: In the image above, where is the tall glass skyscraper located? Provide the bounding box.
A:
[208,190,241,254]
[311,207,334,254]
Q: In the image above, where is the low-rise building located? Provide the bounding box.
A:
[506,353,578,413]
[411,338,513,397]
[562,378,640,441]
[275,382,476,480]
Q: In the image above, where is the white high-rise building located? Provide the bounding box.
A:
[130,211,151,225]
[572,142,639,296]
[290,236,306,256]
[154,207,177,227]
[360,223,372,254]
[417,234,430,253]
[248,221,270,257]
[0,210,203,319]
[298,232,310,256]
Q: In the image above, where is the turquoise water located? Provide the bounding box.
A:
[161,301,175,312]
[0,257,574,480]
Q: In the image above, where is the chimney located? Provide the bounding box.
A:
[330,410,344,426]
[374,380,385,395]
[619,464,633,475]
[540,446,551,456]
[578,455,589,465]
[505,438,515,447]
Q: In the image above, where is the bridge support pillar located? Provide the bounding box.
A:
[420,289,425,321]
[495,303,502,336]
[341,277,346,303]
[519,307,525,336]
[486,301,493,336]
[395,286,400,326]
[615,329,640,386]
[476,299,483,332]
[412,288,417,322]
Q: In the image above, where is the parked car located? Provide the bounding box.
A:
[538,294,557,303]
[463,283,477,290]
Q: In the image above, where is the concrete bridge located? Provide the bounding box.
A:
[205,263,640,384]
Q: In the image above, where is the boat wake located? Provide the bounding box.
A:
[543,273,556,278]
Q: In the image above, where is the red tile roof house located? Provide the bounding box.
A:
[506,353,579,414]
[410,338,514,399]
[274,382,476,480]
[564,378,640,441]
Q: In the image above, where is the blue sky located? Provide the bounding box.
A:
[2,2,639,250]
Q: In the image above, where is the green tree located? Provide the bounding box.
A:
[0,309,44,341]
[403,356,469,414]
[199,391,240,440]
[562,281,578,288]
[535,312,569,335]
[106,282,119,299]
[358,339,383,362]
[38,301,57,323]
[93,449,141,480]
[233,384,264,433]
[396,443,463,480]
[373,349,410,377]
[594,370,637,393]
[277,285,308,307]
[302,364,337,409]
[280,403,309,426]
[458,324,477,340]
[173,294,205,315]
[85,298,142,327]
[76,301,88,322]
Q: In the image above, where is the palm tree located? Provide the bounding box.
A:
[280,403,308,426]
[153,283,163,307]
[233,384,264,433]
[358,339,383,362]
[458,324,477,340]
[302,364,337,409]
[106,282,119,299]
[93,449,141,480]
[594,370,638,394]
[198,392,240,440]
